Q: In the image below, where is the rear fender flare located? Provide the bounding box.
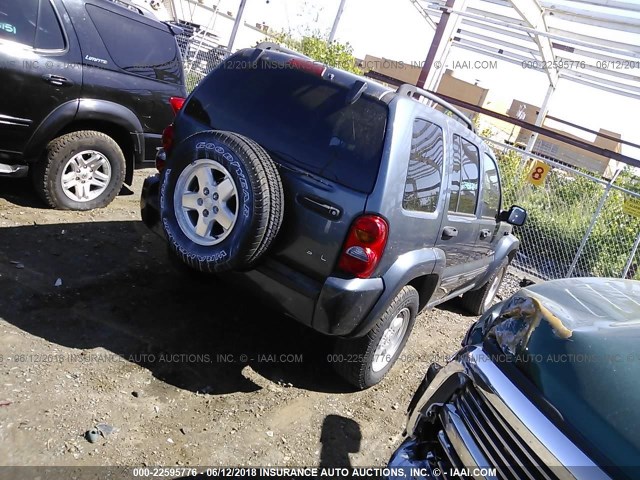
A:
[24,99,145,185]
[23,100,80,160]
[349,247,446,337]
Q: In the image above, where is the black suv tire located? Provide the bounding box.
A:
[160,131,284,273]
[33,131,126,210]
[333,285,419,389]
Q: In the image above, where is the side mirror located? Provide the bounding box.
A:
[498,205,527,226]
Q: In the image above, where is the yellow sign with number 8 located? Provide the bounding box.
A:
[528,160,551,186]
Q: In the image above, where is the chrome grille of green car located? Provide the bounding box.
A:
[452,384,557,480]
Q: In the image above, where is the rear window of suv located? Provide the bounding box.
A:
[184,55,389,193]
[87,4,182,84]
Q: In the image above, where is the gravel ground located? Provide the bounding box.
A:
[0,170,525,468]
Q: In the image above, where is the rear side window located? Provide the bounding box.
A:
[0,0,64,49]
[403,119,444,213]
[480,154,501,218]
[0,0,38,46]
[35,0,64,50]
[86,5,182,83]
[448,135,480,215]
[184,56,388,193]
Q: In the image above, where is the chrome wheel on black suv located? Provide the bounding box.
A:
[60,150,113,203]
[33,131,126,211]
[0,0,186,210]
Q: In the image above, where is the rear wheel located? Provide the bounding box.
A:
[33,130,125,210]
[461,260,508,315]
[333,286,419,389]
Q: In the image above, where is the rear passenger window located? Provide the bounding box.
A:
[448,135,480,215]
[35,0,65,50]
[480,154,501,218]
[87,4,182,83]
[0,0,38,46]
[403,119,444,213]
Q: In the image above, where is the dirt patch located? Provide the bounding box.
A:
[0,170,523,467]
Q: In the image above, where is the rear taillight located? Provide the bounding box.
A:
[169,96,185,114]
[158,97,183,172]
[162,124,174,152]
[157,124,174,172]
[338,215,388,279]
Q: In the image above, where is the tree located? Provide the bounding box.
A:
[265,31,362,75]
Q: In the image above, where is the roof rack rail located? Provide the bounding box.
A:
[397,84,474,132]
[254,42,311,60]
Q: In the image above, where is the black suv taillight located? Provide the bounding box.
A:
[161,124,174,153]
[169,96,185,114]
[338,215,388,279]
[157,124,175,172]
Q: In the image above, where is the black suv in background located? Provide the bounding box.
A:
[0,0,186,210]
[141,44,526,389]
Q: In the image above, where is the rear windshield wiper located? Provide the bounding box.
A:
[268,150,333,188]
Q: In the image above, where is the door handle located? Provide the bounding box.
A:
[42,74,74,87]
[442,226,458,238]
[298,195,342,220]
[479,228,492,239]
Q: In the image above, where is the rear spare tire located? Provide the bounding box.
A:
[160,131,283,273]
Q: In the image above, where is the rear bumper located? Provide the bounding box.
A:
[140,173,164,238]
[140,174,384,337]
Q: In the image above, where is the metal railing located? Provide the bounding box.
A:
[486,138,640,281]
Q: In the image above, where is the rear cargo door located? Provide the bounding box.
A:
[181,54,389,281]
[271,165,369,280]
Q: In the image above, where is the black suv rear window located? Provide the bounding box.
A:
[87,4,182,84]
[184,56,388,193]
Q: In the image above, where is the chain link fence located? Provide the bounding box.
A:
[487,139,640,281]
[174,23,230,92]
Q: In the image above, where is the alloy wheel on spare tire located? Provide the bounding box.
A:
[32,130,126,210]
[160,131,284,273]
